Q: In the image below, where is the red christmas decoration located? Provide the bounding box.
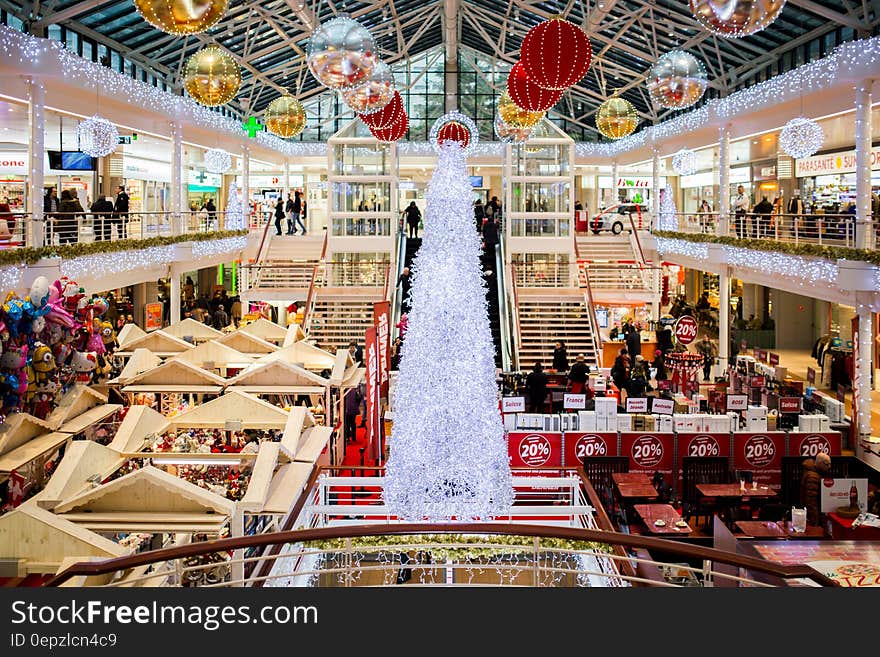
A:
[437,121,470,148]
[507,61,563,112]
[359,91,404,130]
[521,17,592,90]
[370,112,408,142]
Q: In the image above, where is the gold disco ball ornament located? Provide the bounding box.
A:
[596,95,638,140]
[264,94,307,138]
[689,0,787,38]
[341,60,395,114]
[498,91,544,130]
[493,114,531,144]
[183,45,241,107]
[133,0,228,36]
[307,15,377,90]
[646,50,708,110]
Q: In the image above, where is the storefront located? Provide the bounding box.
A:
[0,150,96,208]
[795,146,880,213]
[679,167,750,213]
[751,160,779,204]
[188,170,223,211]
[597,175,666,209]
[122,155,171,214]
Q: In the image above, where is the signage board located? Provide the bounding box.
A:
[501,397,525,413]
[508,432,563,468]
[563,393,587,410]
[732,432,786,486]
[562,432,618,467]
[625,397,649,413]
[651,398,675,415]
[726,394,748,411]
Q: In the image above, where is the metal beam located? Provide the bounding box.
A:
[33,0,106,27]
[788,0,869,31]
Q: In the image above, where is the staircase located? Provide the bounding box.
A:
[575,234,657,299]
[307,296,379,351]
[245,234,324,297]
[517,296,598,368]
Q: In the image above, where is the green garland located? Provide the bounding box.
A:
[301,533,613,562]
[0,230,249,267]
[654,230,880,266]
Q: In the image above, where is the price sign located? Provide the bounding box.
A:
[726,394,748,411]
[733,432,786,486]
[625,397,649,413]
[563,393,586,410]
[806,367,816,384]
[755,348,768,363]
[769,352,780,366]
[778,397,803,413]
[674,315,698,345]
[651,398,674,415]
[749,375,766,388]
[793,432,841,458]
[683,434,723,458]
[562,432,618,466]
[502,397,525,413]
[621,433,674,475]
[508,432,563,468]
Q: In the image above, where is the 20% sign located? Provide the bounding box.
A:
[518,434,553,467]
[574,434,608,460]
[674,315,698,345]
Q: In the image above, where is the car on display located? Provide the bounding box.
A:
[590,203,647,234]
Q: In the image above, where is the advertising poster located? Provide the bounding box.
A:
[620,432,675,480]
[507,431,563,469]
[562,432,618,467]
[789,432,842,458]
[144,302,163,331]
[365,327,379,461]
[676,433,731,490]
[373,301,390,397]
[732,432,786,486]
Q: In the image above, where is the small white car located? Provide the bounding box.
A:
[590,203,647,234]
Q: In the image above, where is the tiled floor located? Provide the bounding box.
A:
[750,541,880,586]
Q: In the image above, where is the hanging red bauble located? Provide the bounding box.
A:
[436,120,470,148]
[521,17,592,90]
[370,111,408,142]
[507,61,563,112]
[359,91,403,130]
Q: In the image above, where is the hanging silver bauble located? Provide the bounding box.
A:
[307,15,377,90]
[647,50,708,110]
[341,60,395,114]
[779,117,824,159]
[76,115,118,158]
[689,0,787,38]
[493,114,532,144]
[671,149,699,176]
[204,148,232,174]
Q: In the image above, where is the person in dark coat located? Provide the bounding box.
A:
[397,266,413,312]
[112,185,129,239]
[289,190,305,235]
[202,198,217,227]
[552,340,569,372]
[343,385,363,445]
[800,452,831,526]
[473,198,486,232]
[567,353,589,394]
[57,189,83,244]
[482,217,499,252]
[624,325,641,363]
[652,349,667,382]
[90,195,114,241]
[611,348,630,392]
[525,362,548,413]
[274,198,285,235]
[403,201,421,238]
[752,195,774,239]
[212,305,229,330]
[348,340,363,366]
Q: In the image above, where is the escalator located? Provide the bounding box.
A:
[481,245,503,369]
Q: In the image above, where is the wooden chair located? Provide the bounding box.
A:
[583,456,629,521]
[681,456,730,529]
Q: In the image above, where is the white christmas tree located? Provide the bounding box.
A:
[384,141,513,521]
[657,184,678,231]
[224,182,246,230]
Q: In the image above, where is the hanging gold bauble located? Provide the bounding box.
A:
[498,91,544,130]
[264,94,307,138]
[183,45,241,107]
[134,0,228,36]
[596,96,638,140]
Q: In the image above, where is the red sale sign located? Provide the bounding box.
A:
[621,432,675,477]
[674,315,698,345]
[790,432,841,458]
[508,432,563,469]
[562,432,618,467]
[373,301,390,397]
[676,433,730,491]
[733,432,786,486]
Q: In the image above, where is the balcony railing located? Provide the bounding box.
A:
[511,259,572,287]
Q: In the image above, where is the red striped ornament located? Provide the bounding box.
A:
[370,111,408,142]
[520,17,592,91]
[359,90,404,130]
[507,61,563,112]
[436,121,470,148]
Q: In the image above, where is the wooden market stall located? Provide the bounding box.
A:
[282,323,307,347]
[121,359,226,413]
[161,317,223,344]
[168,390,290,430]
[255,341,337,373]
[49,385,121,438]
[237,317,289,345]
[279,406,316,456]
[215,331,279,356]
[227,360,329,396]
[38,441,126,510]
[111,348,163,385]
[115,330,195,359]
[168,340,254,377]
[108,405,170,453]
[116,323,147,350]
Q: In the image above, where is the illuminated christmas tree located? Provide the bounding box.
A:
[224,182,246,230]
[657,185,678,231]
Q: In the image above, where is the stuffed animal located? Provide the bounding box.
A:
[25,343,56,402]
[0,345,28,407]
[70,350,97,384]
[100,321,118,353]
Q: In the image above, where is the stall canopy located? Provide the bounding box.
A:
[108,405,170,453]
[238,318,289,344]
[161,318,223,343]
[238,442,289,513]
[282,323,306,347]
[294,426,334,466]
[256,341,336,373]
[263,462,314,515]
[168,340,254,371]
[215,331,279,355]
[0,505,128,573]
[112,348,163,385]
[226,360,329,394]
[48,385,109,428]
[169,390,289,429]
[280,405,316,456]
[0,432,69,476]
[0,413,55,457]
[52,466,235,533]
[329,349,355,386]
[121,359,226,394]
[116,323,147,350]
[38,441,126,510]
[116,330,195,357]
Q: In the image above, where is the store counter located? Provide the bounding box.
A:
[601,338,658,368]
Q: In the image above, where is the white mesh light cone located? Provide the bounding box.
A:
[383,141,513,521]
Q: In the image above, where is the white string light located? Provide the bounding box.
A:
[429,110,479,158]
[76,115,118,157]
[671,148,698,175]
[204,147,232,173]
[192,235,247,257]
[779,117,823,159]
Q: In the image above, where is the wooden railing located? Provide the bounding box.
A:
[301,232,328,332]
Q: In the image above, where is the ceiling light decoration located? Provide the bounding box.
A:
[689,0,787,38]
[671,148,698,176]
[520,16,592,90]
[779,116,824,159]
[341,60,395,114]
[307,15,376,90]
[498,91,544,129]
[76,115,118,157]
[369,112,408,143]
[263,93,307,138]
[647,50,708,110]
[430,110,478,157]
[359,90,404,130]
[493,114,532,145]
[133,0,228,35]
[506,61,563,112]
[596,95,638,140]
[204,147,232,174]
[183,45,241,107]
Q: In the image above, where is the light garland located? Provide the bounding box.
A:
[76,115,118,157]
[671,148,698,176]
[0,265,23,290]
[192,235,247,258]
[384,142,513,520]
[779,116,824,159]
[204,148,232,174]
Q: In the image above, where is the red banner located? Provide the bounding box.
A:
[620,432,675,478]
[789,432,842,458]
[373,301,390,397]
[676,432,730,491]
[508,431,563,469]
[732,432,786,486]
[365,326,380,461]
[562,432,618,467]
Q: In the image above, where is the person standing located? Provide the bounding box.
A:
[525,362,549,413]
[91,194,114,241]
[611,348,631,393]
[624,324,641,364]
[43,187,59,245]
[473,198,486,232]
[482,215,499,253]
[752,195,774,239]
[403,201,421,238]
[212,304,229,330]
[203,198,217,229]
[348,339,363,366]
[274,198,285,235]
[112,185,129,240]
[285,193,294,232]
[696,335,716,382]
[57,189,83,244]
[552,340,569,372]
[787,191,804,238]
[343,386,362,446]
[488,195,502,220]
[289,190,305,235]
[567,353,589,394]
[733,185,748,238]
[397,266,413,312]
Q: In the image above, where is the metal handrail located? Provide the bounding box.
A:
[573,230,603,365]
[301,232,328,332]
[389,228,407,340]
[508,263,522,353]
[495,240,512,372]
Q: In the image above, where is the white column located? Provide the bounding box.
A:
[283,159,290,229]
[170,121,183,234]
[26,76,45,247]
[718,124,730,236]
[718,266,730,376]
[241,145,251,221]
[856,296,873,442]
[651,147,660,230]
[169,264,181,324]
[611,160,618,206]
[855,81,873,250]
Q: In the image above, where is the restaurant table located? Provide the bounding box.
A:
[634,504,693,535]
[696,483,778,499]
[612,472,652,486]
[616,483,659,500]
[735,520,825,539]
[825,512,880,540]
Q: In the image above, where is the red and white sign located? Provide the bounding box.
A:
[365,327,380,461]
[508,432,563,468]
[621,432,674,475]
[778,397,803,413]
[795,146,880,177]
[563,393,586,410]
[625,397,648,413]
[373,301,390,396]
[680,433,729,459]
[651,398,674,415]
[769,352,780,366]
[674,315,698,345]
[502,397,525,413]
[563,432,617,467]
[733,432,786,486]
[749,375,766,388]
[792,432,841,458]
[726,394,748,411]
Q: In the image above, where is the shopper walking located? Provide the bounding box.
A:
[787,191,804,238]
[624,324,641,363]
[567,353,589,394]
[403,201,421,238]
[57,189,83,244]
[611,348,631,393]
[90,194,114,241]
[752,195,774,239]
[525,362,549,413]
[288,190,304,235]
[212,305,229,330]
[627,355,649,398]
[473,198,486,232]
[696,335,716,382]
[552,340,569,372]
[397,266,413,312]
[112,185,129,240]
[482,215,499,253]
[343,385,362,446]
[274,198,284,236]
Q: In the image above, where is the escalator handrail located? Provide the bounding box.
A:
[494,240,512,372]
[389,228,408,338]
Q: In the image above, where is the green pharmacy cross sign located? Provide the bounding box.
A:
[242,116,264,138]
[194,170,208,183]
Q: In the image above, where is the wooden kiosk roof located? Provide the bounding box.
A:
[116,323,147,350]
[38,441,126,510]
[0,431,70,475]
[0,413,56,456]
[161,317,223,343]
[238,442,289,513]
[294,426,334,465]
[169,340,254,370]
[113,348,163,385]
[282,323,307,346]
[263,462,314,514]
[226,359,329,394]
[329,349,355,386]
[215,330,279,355]
[256,341,336,372]
[116,330,194,356]
[121,359,226,394]
[279,406,316,456]
[169,390,289,429]
[48,385,111,428]
[238,317,289,344]
[108,405,170,453]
